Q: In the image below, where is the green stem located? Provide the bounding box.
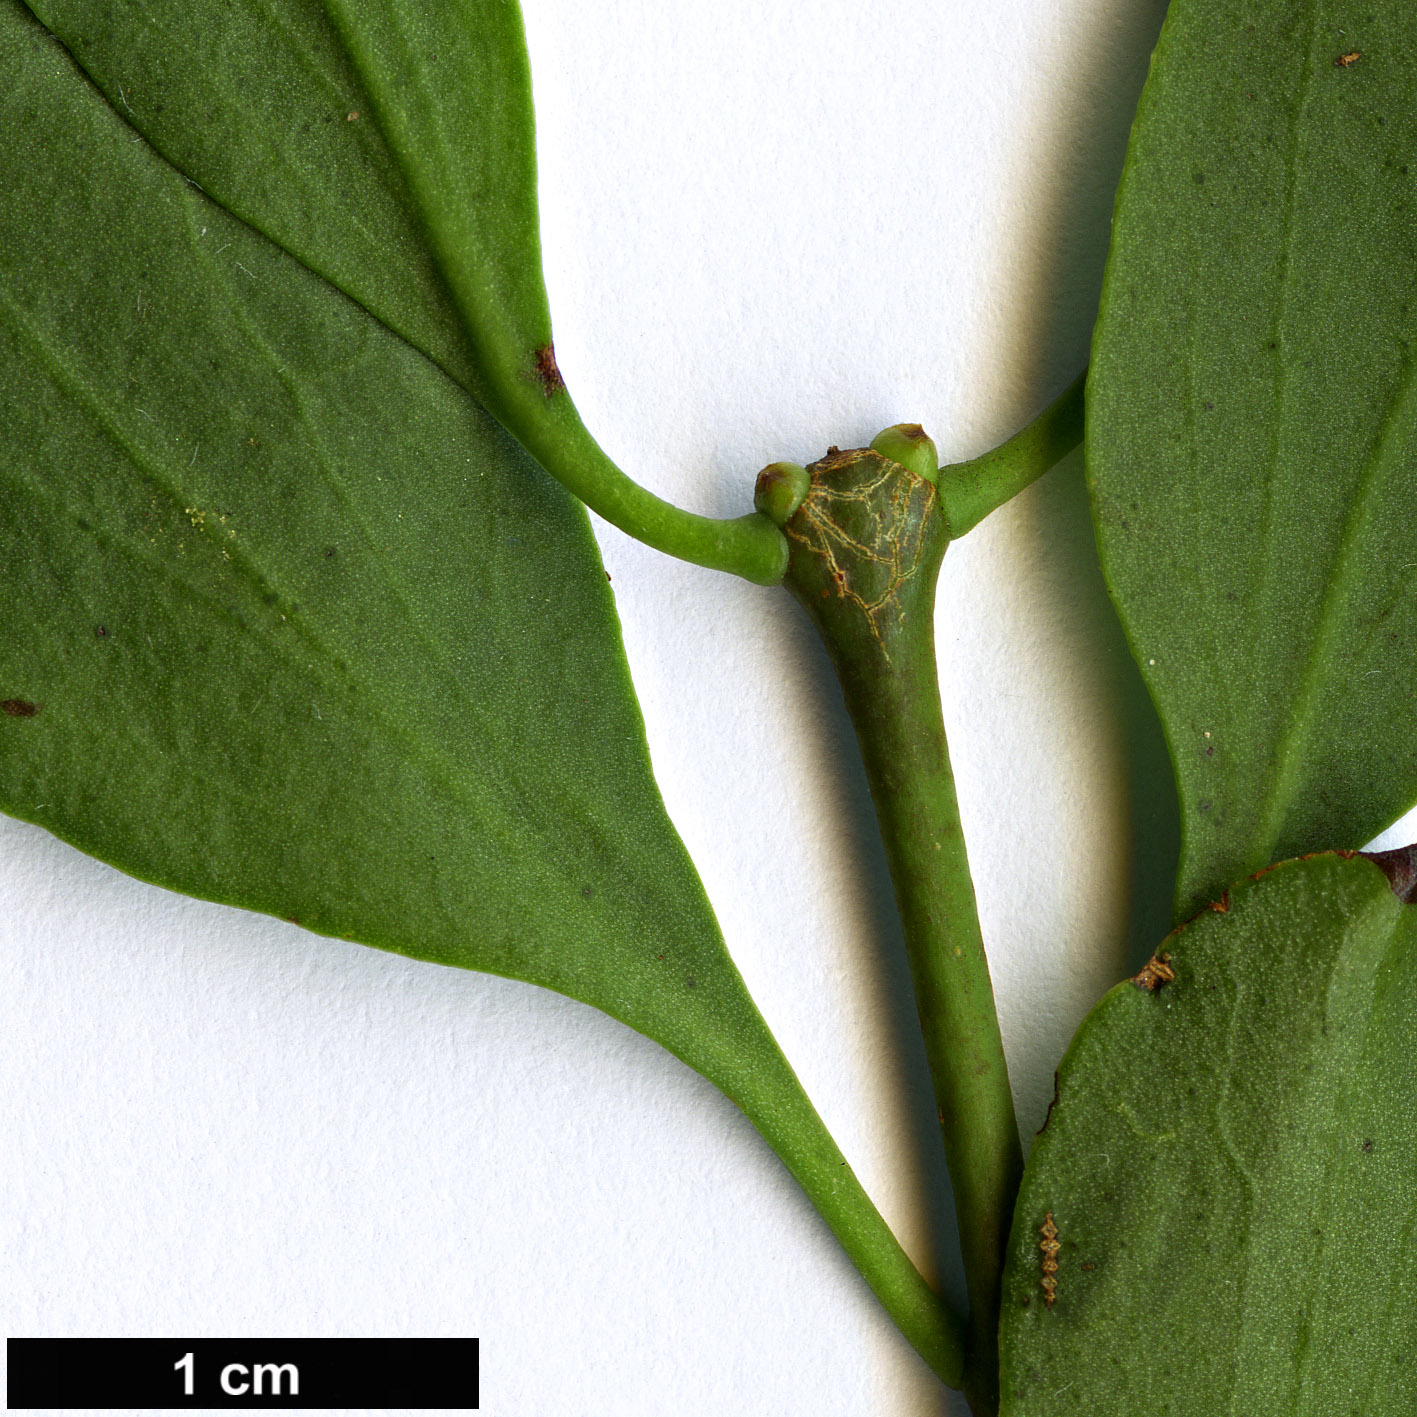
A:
[938,370,1085,538]
[782,448,1022,1414]
[319,0,791,588]
[836,587,1020,1414]
[505,400,790,585]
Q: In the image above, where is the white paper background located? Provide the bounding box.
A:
[6,1,1415,1413]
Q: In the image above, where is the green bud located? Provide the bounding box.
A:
[754,461,811,525]
[869,423,939,484]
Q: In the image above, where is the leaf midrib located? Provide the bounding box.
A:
[1224,884,1396,1416]
[1245,0,1319,871]
[1243,4,1412,871]
[1252,350,1417,868]
[29,0,482,421]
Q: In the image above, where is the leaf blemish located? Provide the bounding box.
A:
[2,699,39,718]
[1040,1213,1060,1308]
[1132,951,1177,992]
[1336,51,1361,68]
[1037,1071,1061,1135]
[533,343,565,396]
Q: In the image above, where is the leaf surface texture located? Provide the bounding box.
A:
[1088,0,1417,912]
[999,851,1417,1415]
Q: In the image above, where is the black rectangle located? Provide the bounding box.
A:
[6,1338,478,1410]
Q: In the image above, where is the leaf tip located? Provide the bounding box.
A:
[1362,843,1417,904]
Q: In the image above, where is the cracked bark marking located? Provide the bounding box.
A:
[786,458,933,654]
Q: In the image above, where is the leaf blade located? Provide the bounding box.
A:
[999,850,1417,1414]
[1088,0,1417,912]
[28,0,484,391]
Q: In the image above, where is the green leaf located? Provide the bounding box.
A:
[1088,0,1417,914]
[0,1,959,1378]
[999,848,1417,1415]
[1,0,664,1086]
[27,0,482,395]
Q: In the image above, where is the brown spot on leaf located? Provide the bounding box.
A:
[1132,951,1177,992]
[1336,51,1361,67]
[2,699,39,718]
[533,343,565,396]
[1363,843,1417,903]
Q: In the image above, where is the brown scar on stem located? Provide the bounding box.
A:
[784,449,934,654]
[1363,844,1417,904]
[532,343,565,396]
[1040,1213,1060,1308]
[2,699,39,718]
[1132,950,1176,992]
